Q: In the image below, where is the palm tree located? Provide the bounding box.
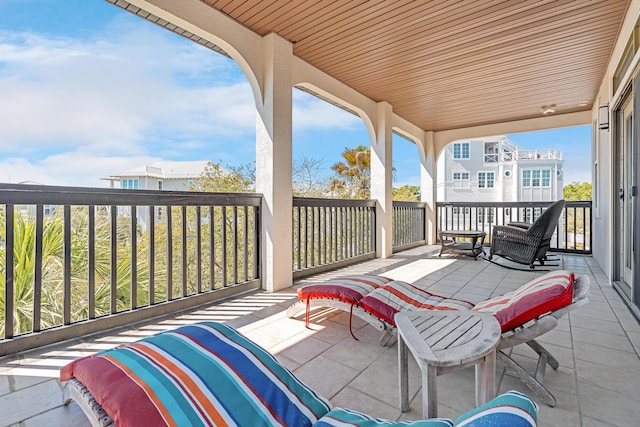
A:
[67,207,148,321]
[330,145,371,199]
[0,213,64,336]
[0,206,152,336]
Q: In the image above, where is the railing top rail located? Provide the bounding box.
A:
[293,196,376,208]
[392,201,428,208]
[0,184,263,207]
[436,200,591,208]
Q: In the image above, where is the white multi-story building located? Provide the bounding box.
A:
[437,136,563,202]
[102,160,211,191]
[101,160,212,230]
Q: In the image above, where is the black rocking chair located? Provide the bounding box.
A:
[488,200,566,269]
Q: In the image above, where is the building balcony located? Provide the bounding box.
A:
[494,150,563,163]
[1,247,639,426]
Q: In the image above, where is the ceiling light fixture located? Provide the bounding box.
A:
[540,105,557,115]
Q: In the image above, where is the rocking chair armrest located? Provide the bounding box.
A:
[492,224,532,239]
[507,221,533,230]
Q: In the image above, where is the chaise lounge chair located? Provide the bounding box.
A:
[488,199,566,269]
[287,270,589,407]
[60,321,539,427]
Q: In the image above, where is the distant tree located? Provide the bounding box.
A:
[329,145,371,199]
[562,182,592,248]
[193,158,331,197]
[393,185,420,201]
[563,182,592,201]
[184,162,259,291]
[193,162,255,193]
[293,155,330,197]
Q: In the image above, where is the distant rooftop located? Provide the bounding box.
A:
[102,160,212,181]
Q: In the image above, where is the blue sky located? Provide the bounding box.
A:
[0,0,591,188]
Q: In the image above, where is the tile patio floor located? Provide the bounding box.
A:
[1,245,640,426]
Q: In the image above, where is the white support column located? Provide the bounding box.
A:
[255,33,293,291]
[420,131,437,244]
[512,163,520,201]
[370,102,394,258]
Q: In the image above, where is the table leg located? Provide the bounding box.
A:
[398,333,410,412]
[422,364,438,418]
[471,236,479,259]
[475,349,496,406]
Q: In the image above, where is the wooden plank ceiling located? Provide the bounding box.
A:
[201,0,629,131]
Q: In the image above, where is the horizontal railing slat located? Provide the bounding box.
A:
[0,184,261,206]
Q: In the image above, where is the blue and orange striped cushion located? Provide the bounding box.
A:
[60,322,331,427]
[313,407,454,426]
[453,390,538,426]
[312,391,537,427]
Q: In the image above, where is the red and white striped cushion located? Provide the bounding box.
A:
[358,281,475,326]
[472,270,574,331]
[296,275,393,305]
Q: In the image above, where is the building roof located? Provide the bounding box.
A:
[103,161,211,181]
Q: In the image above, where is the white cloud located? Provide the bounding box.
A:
[0,27,256,156]
[0,153,162,187]
[0,15,375,186]
[292,89,363,132]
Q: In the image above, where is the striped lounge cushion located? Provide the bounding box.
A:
[312,407,454,427]
[472,270,575,332]
[358,281,475,326]
[297,275,393,305]
[60,322,331,427]
[453,390,538,426]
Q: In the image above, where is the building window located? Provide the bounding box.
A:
[477,171,495,188]
[504,170,511,177]
[532,170,541,187]
[452,171,470,189]
[453,171,470,181]
[522,169,551,187]
[121,179,139,189]
[158,180,163,190]
[453,142,470,159]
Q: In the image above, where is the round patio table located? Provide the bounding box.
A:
[438,230,486,259]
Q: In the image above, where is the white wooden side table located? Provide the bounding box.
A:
[395,311,501,418]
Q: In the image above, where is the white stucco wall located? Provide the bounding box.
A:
[590,0,640,280]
